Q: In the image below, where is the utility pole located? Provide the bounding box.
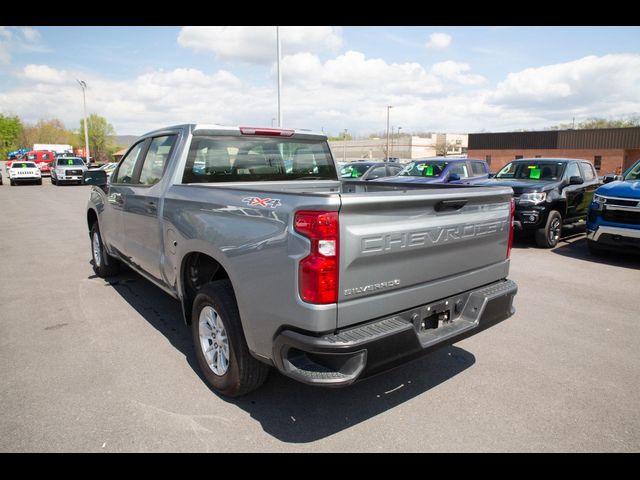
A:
[343,129,348,163]
[397,126,402,159]
[386,106,392,161]
[276,26,282,127]
[76,79,90,163]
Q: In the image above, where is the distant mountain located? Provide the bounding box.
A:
[112,135,139,148]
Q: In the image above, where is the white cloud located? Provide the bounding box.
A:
[20,27,41,43]
[431,61,486,85]
[426,32,452,50]
[0,26,47,64]
[23,64,68,84]
[489,54,640,113]
[177,26,343,64]
[0,26,14,40]
[1,53,638,137]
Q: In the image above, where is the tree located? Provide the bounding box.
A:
[549,116,640,130]
[18,118,75,148]
[80,114,116,162]
[0,114,22,160]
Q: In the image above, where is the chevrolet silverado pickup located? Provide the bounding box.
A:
[83,124,518,397]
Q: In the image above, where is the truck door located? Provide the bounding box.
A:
[578,162,599,216]
[121,135,176,282]
[103,140,147,256]
[563,162,585,221]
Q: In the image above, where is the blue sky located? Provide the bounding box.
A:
[1,26,639,135]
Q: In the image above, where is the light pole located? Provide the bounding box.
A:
[76,79,90,163]
[397,126,402,159]
[276,26,282,127]
[343,129,348,163]
[390,126,395,159]
[271,118,276,127]
[385,106,392,161]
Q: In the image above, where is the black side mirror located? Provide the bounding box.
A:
[488,173,495,178]
[602,174,617,184]
[83,170,107,186]
[448,173,461,182]
[569,176,584,185]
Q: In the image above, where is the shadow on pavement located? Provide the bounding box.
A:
[550,236,640,270]
[512,224,587,250]
[98,264,476,443]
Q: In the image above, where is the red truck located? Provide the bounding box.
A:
[24,151,55,175]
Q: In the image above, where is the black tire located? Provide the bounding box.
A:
[51,176,57,185]
[10,179,14,186]
[90,223,120,277]
[587,239,605,256]
[535,210,562,248]
[37,179,42,185]
[191,280,270,397]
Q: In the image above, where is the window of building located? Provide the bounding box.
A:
[594,155,602,171]
[485,155,491,165]
[535,155,541,158]
[515,155,523,160]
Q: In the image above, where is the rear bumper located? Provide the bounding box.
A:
[272,279,517,387]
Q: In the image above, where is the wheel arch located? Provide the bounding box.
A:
[179,251,232,325]
[87,208,99,235]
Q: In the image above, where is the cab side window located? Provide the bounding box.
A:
[579,162,596,181]
[565,162,582,180]
[449,162,469,178]
[138,135,176,185]
[470,161,487,176]
[112,141,145,184]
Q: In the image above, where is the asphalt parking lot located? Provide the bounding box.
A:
[1,177,639,452]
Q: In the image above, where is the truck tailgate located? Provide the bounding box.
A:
[337,185,513,328]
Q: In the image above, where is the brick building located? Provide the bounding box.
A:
[467,127,640,175]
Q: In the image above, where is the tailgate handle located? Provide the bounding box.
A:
[435,199,467,212]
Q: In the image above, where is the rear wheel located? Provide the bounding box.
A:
[536,210,562,248]
[191,280,269,397]
[10,179,15,186]
[37,179,42,185]
[90,223,120,277]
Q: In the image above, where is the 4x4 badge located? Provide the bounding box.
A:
[242,197,282,209]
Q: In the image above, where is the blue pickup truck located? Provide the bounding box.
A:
[586,158,640,254]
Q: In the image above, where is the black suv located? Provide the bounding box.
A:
[482,158,600,248]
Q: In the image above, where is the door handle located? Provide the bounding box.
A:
[146,201,157,213]
[435,199,468,212]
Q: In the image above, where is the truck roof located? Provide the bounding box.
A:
[140,124,327,140]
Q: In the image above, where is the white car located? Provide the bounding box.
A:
[9,161,42,186]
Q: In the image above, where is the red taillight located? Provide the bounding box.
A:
[507,197,515,259]
[239,126,295,137]
[294,211,339,304]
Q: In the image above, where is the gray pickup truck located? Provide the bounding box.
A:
[84,124,517,397]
